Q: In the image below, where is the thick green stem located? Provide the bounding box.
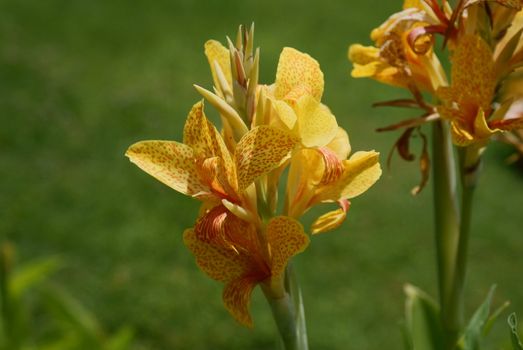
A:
[263,264,308,350]
[432,121,462,348]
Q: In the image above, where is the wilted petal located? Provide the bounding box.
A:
[126,141,208,196]
[205,40,232,89]
[274,47,324,101]
[235,126,299,191]
[311,200,350,235]
[295,95,339,148]
[223,276,258,327]
[266,216,309,277]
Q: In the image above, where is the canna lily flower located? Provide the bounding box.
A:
[184,214,309,327]
[126,100,299,220]
[286,127,382,234]
[437,35,523,146]
[348,0,447,93]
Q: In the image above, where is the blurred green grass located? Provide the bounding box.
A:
[1,0,522,349]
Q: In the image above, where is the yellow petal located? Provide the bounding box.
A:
[223,277,258,328]
[204,40,232,89]
[183,101,237,190]
[474,108,498,139]
[286,149,324,218]
[126,141,208,196]
[235,126,299,191]
[311,200,350,235]
[326,127,351,160]
[348,44,380,65]
[274,47,324,101]
[266,216,309,277]
[272,99,298,130]
[317,151,381,202]
[450,121,476,147]
[295,95,339,148]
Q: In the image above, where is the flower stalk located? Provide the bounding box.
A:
[432,120,462,348]
[263,265,308,350]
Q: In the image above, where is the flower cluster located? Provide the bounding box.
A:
[349,0,523,190]
[127,25,381,327]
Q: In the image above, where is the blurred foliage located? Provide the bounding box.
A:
[0,242,134,350]
[0,0,522,349]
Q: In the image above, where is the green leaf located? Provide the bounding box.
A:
[41,284,102,343]
[508,313,523,350]
[10,257,61,298]
[459,285,496,350]
[404,284,444,350]
[103,327,134,350]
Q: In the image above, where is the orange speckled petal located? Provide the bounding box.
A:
[183,101,237,190]
[274,47,324,101]
[183,228,254,283]
[317,151,381,202]
[223,276,259,328]
[235,126,299,191]
[311,200,350,235]
[126,140,208,196]
[204,40,232,88]
[450,35,495,110]
[295,96,339,148]
[266,216,309,277]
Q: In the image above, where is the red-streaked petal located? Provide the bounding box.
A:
[223,276,259,328]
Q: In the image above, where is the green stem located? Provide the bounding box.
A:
[432,121,462,348]
[263,264,308,350]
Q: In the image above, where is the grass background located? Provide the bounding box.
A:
[1,0,522,349]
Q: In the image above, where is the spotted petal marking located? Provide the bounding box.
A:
[266,216,309,277]
[235,126,298,191]
[126,141,208,196]
[274,47,324,101]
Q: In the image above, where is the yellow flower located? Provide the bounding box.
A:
[437,35,523,146]
[348,1,447,93]
[286,128,382,234]
[126,100,298,217]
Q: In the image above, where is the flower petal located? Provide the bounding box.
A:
[317,151,381,201]
[183,101,237,191]
[311,200,351,235]
[223,276,258,328]
[266,216,309,277]
[126,140,208,196]
[204,40,232,89]
[326,127,351,160]
[183,228,258,283]
[274,47,324,101]
[235,126,299,191]
[295,95,339,148]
